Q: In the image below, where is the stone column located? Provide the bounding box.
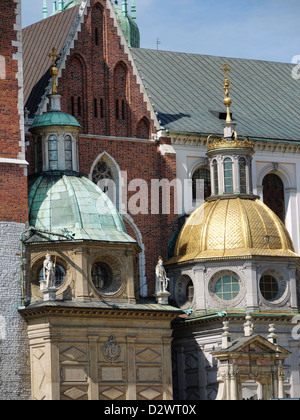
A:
[126,336,137,400]
[244,261,259,310]
[74,247,90,301]
[88,335,99,400]
[162,336,173,400]
[193,264,206,311]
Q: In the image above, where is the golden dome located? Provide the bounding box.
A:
[170,197,298,264]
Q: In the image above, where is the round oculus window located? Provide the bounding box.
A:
[214,275,240,301]
[39,264,66,288]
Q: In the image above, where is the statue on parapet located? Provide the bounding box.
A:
[155,257,170,305]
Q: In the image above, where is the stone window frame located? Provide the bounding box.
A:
[207,268,246,308]
[89,254,125,298]
[257,267,289,307]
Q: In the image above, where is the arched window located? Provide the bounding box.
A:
[92,158,117,207]
[36,136,43,172]
[136,117,150,139]
[64,135,73,170]
[114,62,129,136]
[192,167,211,201]
[239,157,247,194]
[213,160,219,195]
[263,173,285,223]
[48,135,58,170]
[224,158,233,194]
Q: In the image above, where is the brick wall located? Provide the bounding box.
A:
[59,0,155,139]
[0,0,31,400]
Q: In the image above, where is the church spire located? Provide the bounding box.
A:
[43,0,48,19]
[58,0,64,12]
[53,0,58,14]
[131,0,136,20]
[122,0,128,17]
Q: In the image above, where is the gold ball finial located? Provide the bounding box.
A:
[221,63,232,123]
[48,47,60,95]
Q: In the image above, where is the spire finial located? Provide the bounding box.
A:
[58,0,64,12]
[221,62,232,124]
[131,0,136,20]
[48,47,60,95]
[53,0,58,14]
[122,0,128,16]
[43,0,48,19]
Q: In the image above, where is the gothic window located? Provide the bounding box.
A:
[64,135,73,170]
[224,158,233,194]
[262,173,285,223]
[239,157,247,194]
[114,62,129,136]
[192,167,211,201]
[92,160,113,187]
[136,117,150,139]
[48,135,58,170]
[213,159,219,195]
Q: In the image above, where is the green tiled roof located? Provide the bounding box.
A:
[28,172,136,244]
[131,48,300,141]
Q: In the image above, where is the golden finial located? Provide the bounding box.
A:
[48,47,60,95]
[221,63,232,124]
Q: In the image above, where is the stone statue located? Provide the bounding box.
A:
[43,254,56,289]
[40,254,58,302]
[155,257,169,294]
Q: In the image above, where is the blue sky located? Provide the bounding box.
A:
[21,0,300,63]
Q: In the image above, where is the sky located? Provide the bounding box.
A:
[21,0,300,64]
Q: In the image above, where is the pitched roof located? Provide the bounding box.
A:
[23,5,81,116]
[131,48,300,141]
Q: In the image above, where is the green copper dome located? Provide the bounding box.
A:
[30,111,82,130]
[112,1,140,48]
[28,172,136,244]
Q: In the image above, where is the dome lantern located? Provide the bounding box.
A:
[29,48,82,173]
[206,64,255,198]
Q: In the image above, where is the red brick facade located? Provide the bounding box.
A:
[25,0,178,294]
[0,0,28,223]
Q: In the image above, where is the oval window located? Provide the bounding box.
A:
[91,262,112,292]
[260,275,279,300]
